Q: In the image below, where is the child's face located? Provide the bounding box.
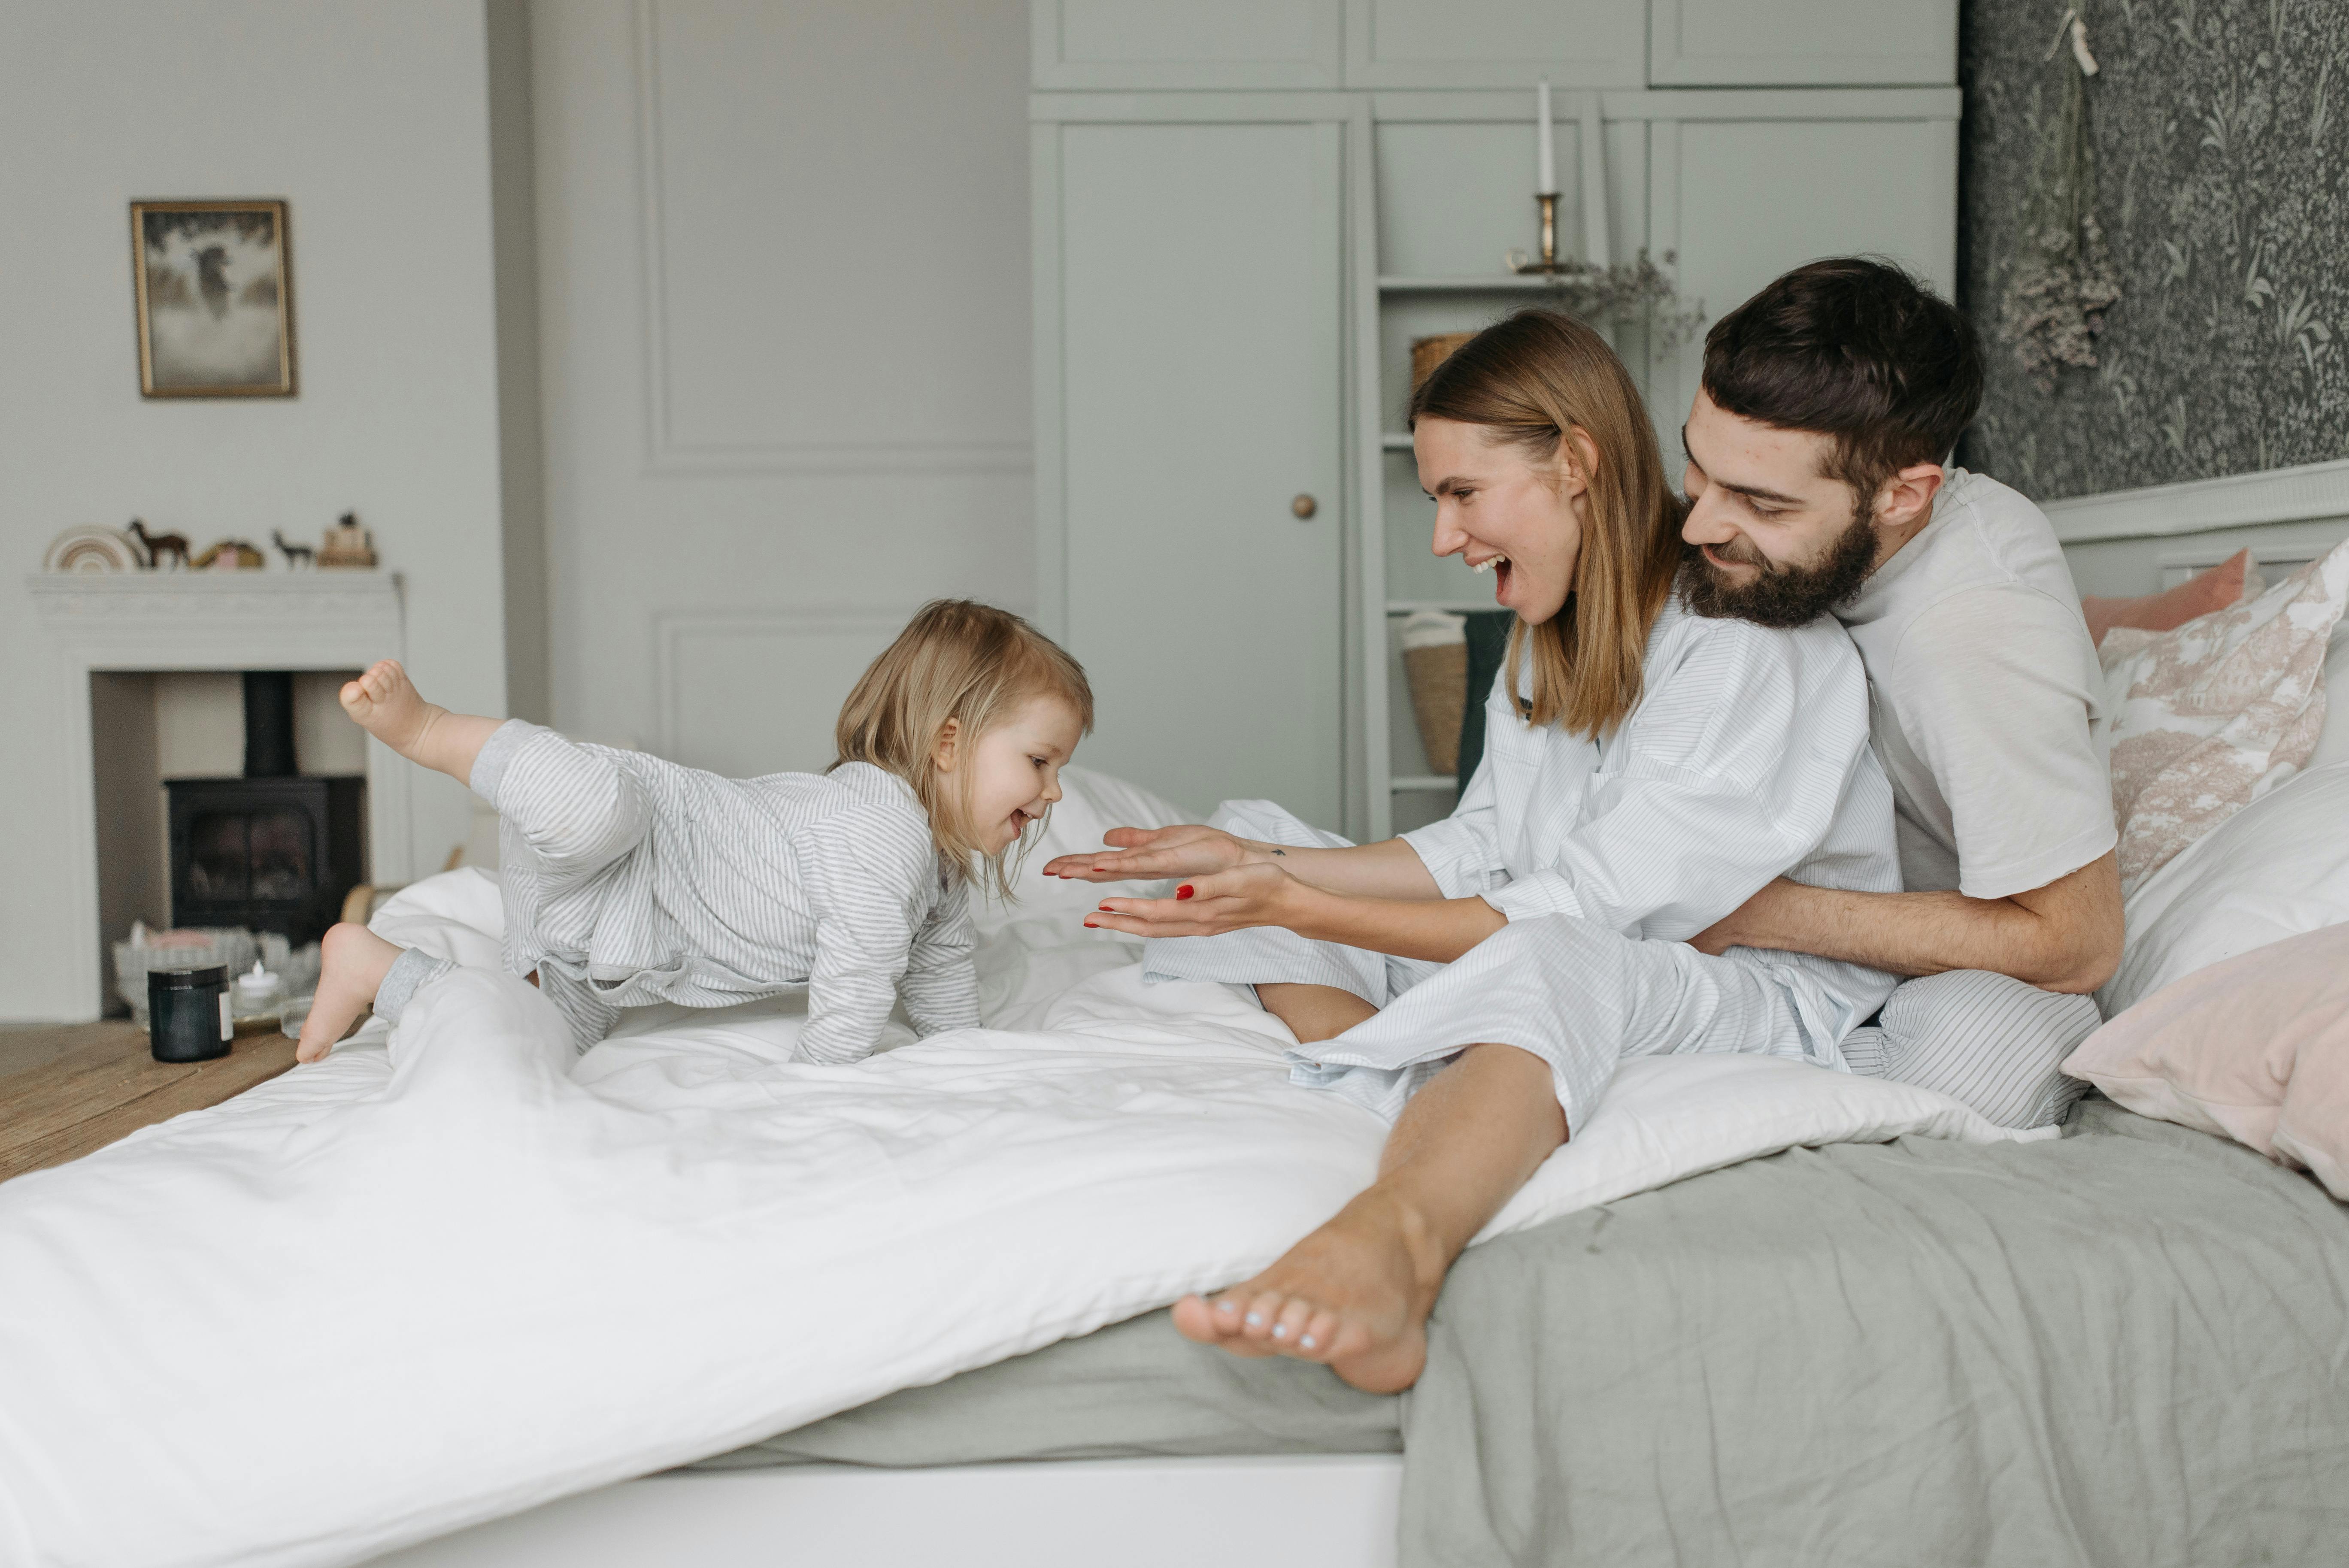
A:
[939,694,1085,854]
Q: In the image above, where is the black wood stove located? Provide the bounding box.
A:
[164,672,364,944]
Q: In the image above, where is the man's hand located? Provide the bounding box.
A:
[1042,824,1268,884]
[1083,861,1309,939]
[1688,884,1780,957]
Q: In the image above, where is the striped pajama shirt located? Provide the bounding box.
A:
[1148,593,1904,1132]
[378,720,978,1062]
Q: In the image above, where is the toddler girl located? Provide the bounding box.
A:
[296,600,1092,1064]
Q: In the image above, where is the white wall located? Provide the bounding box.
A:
[531,0,1034,772]
[0,1,517,1017]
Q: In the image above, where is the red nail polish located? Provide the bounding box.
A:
[1176,884,1194,900]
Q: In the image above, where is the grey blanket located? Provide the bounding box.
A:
[703,1103,2349,1567]
[1403,1101,2349,1567]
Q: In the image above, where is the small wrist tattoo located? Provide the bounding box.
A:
[1270,848,1286,857]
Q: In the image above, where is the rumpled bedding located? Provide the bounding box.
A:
[1400,1099,2349,1568]
[0,869,2039,1568]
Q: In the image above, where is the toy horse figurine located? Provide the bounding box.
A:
[126,518,190,570]
[272,529,315,569]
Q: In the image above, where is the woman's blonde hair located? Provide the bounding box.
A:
[1408,309,1685,737]
[833,599,1094,895]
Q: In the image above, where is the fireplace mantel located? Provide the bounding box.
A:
[27,572,403,669]
[27,570,411,1017]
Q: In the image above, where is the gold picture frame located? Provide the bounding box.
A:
[130,199,297,397]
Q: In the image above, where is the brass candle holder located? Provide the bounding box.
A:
[1507,192,1576,276]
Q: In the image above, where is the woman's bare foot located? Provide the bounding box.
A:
[1171,1186,1446,1393]
[296,922,403,1062]
[1173,1044,1567,1393]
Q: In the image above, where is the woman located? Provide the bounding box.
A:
[1043,310,1899,1392]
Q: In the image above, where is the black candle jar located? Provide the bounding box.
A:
[148,965,232,1063]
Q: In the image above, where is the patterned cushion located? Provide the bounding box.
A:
[2099,538,2349,896]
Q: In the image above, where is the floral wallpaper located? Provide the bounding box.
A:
[1958,0,2348,499]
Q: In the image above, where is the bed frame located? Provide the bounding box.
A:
[367,457,2349,1568]
[371,1455,1401,1568]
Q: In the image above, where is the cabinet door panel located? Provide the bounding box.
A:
[1344,0,1644,88]
[1033,0,1341,88]
[1652,0,1955,86]
[1055,121,1346,823]
[1648,115,1957,444]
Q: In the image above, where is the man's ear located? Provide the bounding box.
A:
[1873,462,1945,530]
[932,717,962,775]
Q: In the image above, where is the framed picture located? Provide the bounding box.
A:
[130,200,296,397]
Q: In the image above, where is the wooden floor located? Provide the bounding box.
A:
[0,1018,299,1184]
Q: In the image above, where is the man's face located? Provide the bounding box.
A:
[1678,389,1877,628]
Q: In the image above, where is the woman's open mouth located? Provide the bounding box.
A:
[1470,553,1512,600]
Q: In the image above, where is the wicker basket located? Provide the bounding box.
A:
[1409,332,1476,392]
[1403,643,1467,775]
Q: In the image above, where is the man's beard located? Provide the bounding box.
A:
[1679,503,1878,629]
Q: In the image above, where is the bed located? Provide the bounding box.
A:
[378,466,2349,1568]
[6,477,2348,1568]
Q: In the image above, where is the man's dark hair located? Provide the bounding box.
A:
[1700,257,1982,503]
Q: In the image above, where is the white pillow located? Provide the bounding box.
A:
[2304,617,2349,775]
[2100,761,2349,1016]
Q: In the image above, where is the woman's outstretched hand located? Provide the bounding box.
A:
[1041,824,1266,883]
[1082,862,1308,939]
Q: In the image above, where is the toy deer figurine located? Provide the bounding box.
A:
[126,518,190,570]
[271,530,315,569]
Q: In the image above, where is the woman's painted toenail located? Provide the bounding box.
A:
[1301,1335,1317,1349]
[1245,1312,1262,1326]
[1271,1323,1288,1339]
[1217,1298,1239,1314]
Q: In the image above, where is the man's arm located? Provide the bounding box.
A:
[1690,851,2123,995]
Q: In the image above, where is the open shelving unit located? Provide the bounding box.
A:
[1349,92,1645,838]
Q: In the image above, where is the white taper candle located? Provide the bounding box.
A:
[1536,79,1556,194]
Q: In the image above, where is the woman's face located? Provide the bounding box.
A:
[1414,417,1589,624]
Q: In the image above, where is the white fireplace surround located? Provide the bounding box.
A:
[28,571,410,1014]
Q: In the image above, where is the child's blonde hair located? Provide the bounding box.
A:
[833,600,1094,896]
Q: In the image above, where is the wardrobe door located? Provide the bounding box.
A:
[1646,100,1959,445]
[1343,0,1645,88]
[1046,117,1346,824]
[1032,0,1342,88]
[1650,0,1955,86]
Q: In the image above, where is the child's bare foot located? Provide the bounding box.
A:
[1171,1186,1446,1393]
[296,922,403,1062]
[340,660,446,762]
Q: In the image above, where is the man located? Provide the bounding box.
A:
[1680,256,2121,1129]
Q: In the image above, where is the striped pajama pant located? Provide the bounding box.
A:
[1146,803,2097,1132]
[1145,803,1820,1135]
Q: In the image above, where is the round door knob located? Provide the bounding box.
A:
[1291,493,1318,519]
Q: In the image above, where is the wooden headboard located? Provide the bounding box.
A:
[2046,457,2349,597]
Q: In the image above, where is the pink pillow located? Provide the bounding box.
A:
[2064,922,2349,1198]
[2081,548,2253,647]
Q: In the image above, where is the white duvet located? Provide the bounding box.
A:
[0,775,2046,1568]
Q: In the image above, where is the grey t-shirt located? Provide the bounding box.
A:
[1834,468,2116,899]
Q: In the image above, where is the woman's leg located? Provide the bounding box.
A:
[1179,916,1813,1391]
[1171,1042,1563,1393]
[1255,983,1377,1043]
